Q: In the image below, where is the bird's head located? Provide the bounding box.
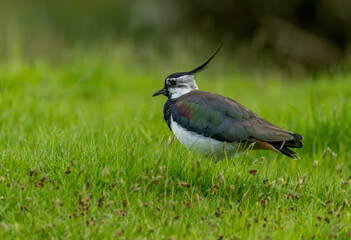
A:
[152,45,222,99]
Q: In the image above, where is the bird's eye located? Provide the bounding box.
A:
[170,80,177,86]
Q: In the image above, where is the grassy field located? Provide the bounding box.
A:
[1,43,351,239]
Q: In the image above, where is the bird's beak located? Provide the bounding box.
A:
[152,88,167,97]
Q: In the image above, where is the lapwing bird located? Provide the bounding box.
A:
[152,47,303,159]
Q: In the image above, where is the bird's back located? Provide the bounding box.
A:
[167,91,303,158]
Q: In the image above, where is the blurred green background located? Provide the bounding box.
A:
[2,1,351,239]
[1,0,351,73]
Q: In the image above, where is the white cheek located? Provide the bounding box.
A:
[169,87,192,99]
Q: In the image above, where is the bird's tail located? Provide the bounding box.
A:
[277,146,300,159]
[270,134,303,160]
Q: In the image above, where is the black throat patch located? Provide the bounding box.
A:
[163,98,176,131]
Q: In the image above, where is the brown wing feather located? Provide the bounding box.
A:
[176,91,303,145]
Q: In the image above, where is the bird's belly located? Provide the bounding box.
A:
[170,119,240,157]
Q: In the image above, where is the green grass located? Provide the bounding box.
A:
[1,43,351,239]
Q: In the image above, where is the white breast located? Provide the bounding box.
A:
[170,118,241,157]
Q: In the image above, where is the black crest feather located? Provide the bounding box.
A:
[188,43,223,75]
[166,44,223,79]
